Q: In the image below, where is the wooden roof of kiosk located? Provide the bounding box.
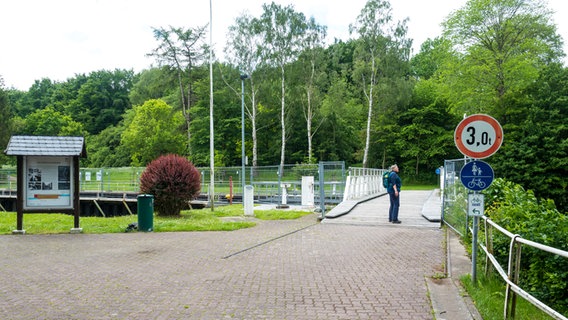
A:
[4,135,86,157]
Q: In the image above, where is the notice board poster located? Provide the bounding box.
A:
[24,156,74,210]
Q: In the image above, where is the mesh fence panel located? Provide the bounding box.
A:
[442,158,470,236]
[2,163,347,207]
[317,162,346,213]
[0,167,17,193]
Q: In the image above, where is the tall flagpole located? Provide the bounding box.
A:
[209,0,215,211]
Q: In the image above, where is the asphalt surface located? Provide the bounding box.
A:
[0,190,480,319]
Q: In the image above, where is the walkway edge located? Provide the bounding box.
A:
[323,193,387,219]
[427,228,483,320]
[325,188,442,221]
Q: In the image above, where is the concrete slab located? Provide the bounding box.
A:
[323,190,440,228]
[324,194,384,218]
[427,277,474,320]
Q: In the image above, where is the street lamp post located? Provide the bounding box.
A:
[240,74,248,195]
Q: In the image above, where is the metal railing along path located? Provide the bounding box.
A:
[480,216,568,320]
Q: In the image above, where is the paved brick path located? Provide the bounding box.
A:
[0,191,444,319]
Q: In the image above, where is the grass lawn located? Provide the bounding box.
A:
[461,273,556,319]
[0,205,314,235]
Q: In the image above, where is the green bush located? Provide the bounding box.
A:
[484,178,568,314]
[290,163,318,179]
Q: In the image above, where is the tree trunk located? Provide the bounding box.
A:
[307,88,313,163]
[250,81,258,168]
[362,56,376,168]
[186,76,192,153]
[306,58,317,164]
[177,71,191,154]
[363,95,372,168]
[416,154,419,175]
[280,65,286,170]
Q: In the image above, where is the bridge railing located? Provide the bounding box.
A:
[343,167,386,201]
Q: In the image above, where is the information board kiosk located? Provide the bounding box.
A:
[4,136,86,234]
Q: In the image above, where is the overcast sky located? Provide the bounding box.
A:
[1,0,566,90]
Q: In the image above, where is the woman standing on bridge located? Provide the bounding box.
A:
[388,164,402,224]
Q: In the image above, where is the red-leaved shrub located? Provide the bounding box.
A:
[139,154,201,216]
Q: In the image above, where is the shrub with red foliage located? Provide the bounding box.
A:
[139,154,201,216]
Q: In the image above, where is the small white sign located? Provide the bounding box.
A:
[468,193,485,216]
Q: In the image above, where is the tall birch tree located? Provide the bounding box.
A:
[298,18,327,163]
[350,0,412,168]
[258,2,308,169]
[225,13,263,167]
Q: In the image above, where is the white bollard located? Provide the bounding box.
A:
[244,185,254,216]
[301,176,315,206]
[281,184,288,205]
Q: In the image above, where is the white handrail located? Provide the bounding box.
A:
[343,167,386,201]
[481,216,568,320]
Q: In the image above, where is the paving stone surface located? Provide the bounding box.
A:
[0,191,444,319]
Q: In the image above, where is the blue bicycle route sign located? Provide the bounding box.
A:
[460,160,494,191]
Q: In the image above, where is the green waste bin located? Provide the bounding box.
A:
[137,194,154,232]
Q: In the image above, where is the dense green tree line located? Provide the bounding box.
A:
[0,0,565,211]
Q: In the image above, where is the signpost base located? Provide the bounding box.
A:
[12,230,26,235]
[70,228,83,234]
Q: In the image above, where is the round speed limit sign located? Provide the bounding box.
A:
[454,114,503,159]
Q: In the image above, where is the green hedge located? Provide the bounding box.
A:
[484,178,568,314]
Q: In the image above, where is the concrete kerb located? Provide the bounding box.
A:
[427,228,483,320]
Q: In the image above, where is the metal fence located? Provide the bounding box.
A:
[316,161,346,215]
[79,167,144,193]
[1,162,346,208]
[441,159,568,320]
[0,167,16,194]
[441,158,469,236]
[199,163,322,203]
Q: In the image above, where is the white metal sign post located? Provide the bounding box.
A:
[468,192,485,282]
[454,114,503,284]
